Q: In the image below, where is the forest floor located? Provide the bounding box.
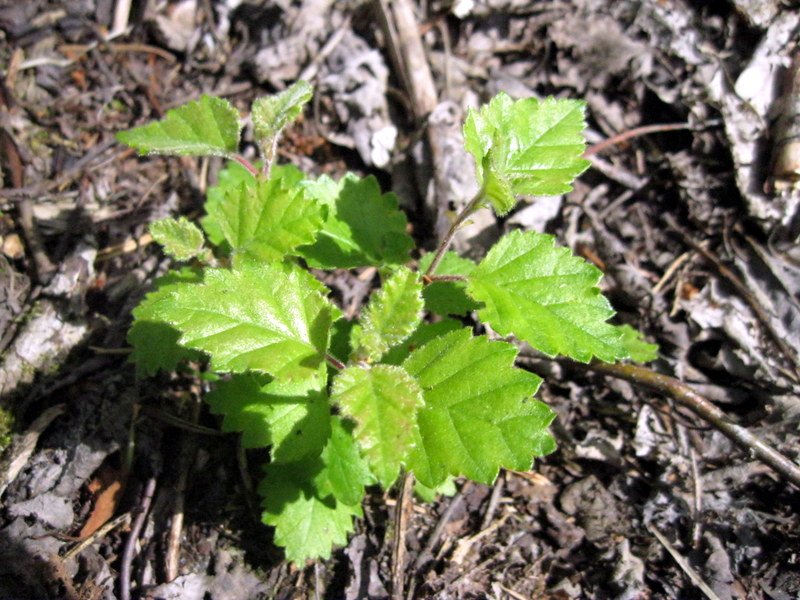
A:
[1,1,799,599]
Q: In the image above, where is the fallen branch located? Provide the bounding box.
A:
[586,360,800,490]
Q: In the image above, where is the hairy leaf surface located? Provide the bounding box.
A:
[298,174,413,268]
[206,164,324,263]
[152,261,333,379]
[467,230,627,362]
[252,81,312,161]
[351,267,423,362]
[332,365,423,487]
[149,217,206,261]
[117,95,241,157]
[463,93,590,214]
[403,328,555,488]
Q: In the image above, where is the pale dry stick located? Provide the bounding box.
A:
[479,472,505,531]
[647,523,722,600]
[392,472,415,600]
[297,15,352,83]
[651,249,693,295]
[410,484,467,573]
[689,446,703,549]
[0,404,65,498]
[376,0,438,118]
[165,401,201,581]
[120,476,157,600]
[62,512,131,561]
[586,360,800,490]
[109,0,131,39]
[496,583,528,600]
[450,513,509,565]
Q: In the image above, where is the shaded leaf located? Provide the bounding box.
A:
[205,368,330,462]
[259,417,368,564]
[314,416,374,505]
[127,269,202,377]
[419,252,480,316]
[381,319,463,366]
[298,173,413,268]
[202,160,258,247]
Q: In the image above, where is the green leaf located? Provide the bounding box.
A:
[259,417,368,564]
[381,319,463,366]
[419,252,480,316]
[332,365,424,487]
[252,81,313,162]
[616,324,659,363]
[204,368,330,462]
[117,95,241,157]
[298,173,413,268]
[127,269,202,377]
[149,217,207,261]
[414,476,457,502]
[403,328,555,488]
[152,261,334,379]
[467,230,627,363]
[351,267,423,362]
[314,416,374,505]
[463,93,591,214]
[205,164,324,264]
[202,160,258,247]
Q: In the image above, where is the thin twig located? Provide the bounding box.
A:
[586,360,800,490]
[647,523,722,600]
[412,483,466,572]
[120,477,157,600]
[584,122,695,157]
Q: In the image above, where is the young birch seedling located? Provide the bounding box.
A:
[118,82,656,564]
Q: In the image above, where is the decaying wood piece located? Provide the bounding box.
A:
[770,51,800,193]
[0,243,95,405]
[376,0,495,252]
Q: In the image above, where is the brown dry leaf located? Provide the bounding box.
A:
[77,464,126,541]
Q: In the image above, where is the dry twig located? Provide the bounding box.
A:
[587,360,800,490]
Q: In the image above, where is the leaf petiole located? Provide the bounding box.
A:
[231,154,260,177]
[424,187,485,279]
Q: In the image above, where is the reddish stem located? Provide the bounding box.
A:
[231,154,259,177]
